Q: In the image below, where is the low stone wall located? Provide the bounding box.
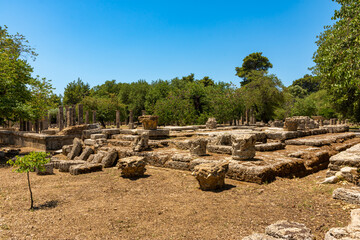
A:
[0,130,78,151]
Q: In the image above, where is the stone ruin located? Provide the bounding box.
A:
[3,114,360,239]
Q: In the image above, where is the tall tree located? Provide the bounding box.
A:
[313,0,360,120]
[0,25,37,123]
[291,74,321,94]
[235,52,273,86]
[63,78,90,105]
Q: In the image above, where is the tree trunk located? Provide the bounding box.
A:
[27,171,34,209]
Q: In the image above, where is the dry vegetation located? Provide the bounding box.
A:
[0,164,356,239]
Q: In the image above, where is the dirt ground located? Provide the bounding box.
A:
[0,163,357,240]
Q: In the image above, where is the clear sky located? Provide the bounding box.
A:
[0,0,339,95]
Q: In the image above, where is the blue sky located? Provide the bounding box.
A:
[0,0,339,94]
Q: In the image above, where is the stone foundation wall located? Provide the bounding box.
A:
[0,130,79,151]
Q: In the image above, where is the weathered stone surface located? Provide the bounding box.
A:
[67,138,83,160]
[62,144,72,156]
[69,163,103,175]
[59,160,86,172]
[255,142,285,152]
[133,132,149,152]
[231,134,256,160]
[189,138,207,156]
[36,163,53,175]
[207,144,232,155]
[82,128,102,139]
[138,115,158,130]
[84,139,96,146]
[118,156,147,178]
[164,153,192,170]
[213,133,232,145]
[192,162,229,191]
[206,118,217,129]
[87,154,95,162]
[243,233,277,240]
[91,133,106,140]
[90,151,106,164]
[75,147,93,161]
[284,118,298,131]
[101,148,118,168]
[101,128,120,138]
[333,188,360,205]
[325,209,360,240]
[265,220,314,240]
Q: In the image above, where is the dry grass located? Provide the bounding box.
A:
[0,165,356,239]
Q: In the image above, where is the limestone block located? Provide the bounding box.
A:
[133,132,149,152]
[243,233,277,240]
[265,220,314,240]
[67,138,83,160]
[192,162,229,191]
[36,163,53,175]
[90,133,106,140]
[284,118,298,131]
[118,156,147,178]
[333,188,360,205]
[90,151,106,164]
[84,139,96,146]
[101,148,118,168]
[69,163,103,175]
[62,145,72,156]
[213,133,232,146]
[82,128,102,139]
[75,147,93,161]
[231,134,256,160]
[206,118,217,129]
[189,138,207,156]
[255,142,285,152]
[207,145,232,155]
[138,115,158,130]
[59,160,86,172]
[325,209,360,240]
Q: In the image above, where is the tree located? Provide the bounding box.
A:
[291,74,321,94]
[235,52,273,86]
[313,0,360,120]
[197,76,214,87]
[240,70,284,122]
[0,25,37,123]
[63,78,90,105]
[7,152,50,209]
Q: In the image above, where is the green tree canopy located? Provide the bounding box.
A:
[291,74,321,94]
[0,25,36,123]
[313,0,360,120]
[235,52,273,86]
[63,78,90,105]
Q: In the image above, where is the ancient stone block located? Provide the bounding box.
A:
[213,133,232,146]
[90,151,106,164]
[75,147,93,161]
[90,134,106,140]
[231,134,256,160]
[265,220,314,240]
[284,118,298,131]
[36,163,53,175]
[206,118,217,129]
[59,160,86,172]
[192,162,229,191]
[138,115,158,130]
[133,132,149,152]
[67,138,83,160]
[207,145,232,155]
[325,209,360,240]
[118,156,147,178]
[62,144,72,156]
[189,138,207,156]
[333,188,360,205]
[69,163,103,175]
[101,148,118,168]
[84,139,96,146]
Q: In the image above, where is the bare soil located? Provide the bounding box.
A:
[0,164,356,239]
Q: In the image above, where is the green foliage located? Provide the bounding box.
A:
[291,74,321,94]
[235,52,273,86]
[313,0,360,121]
[288,85,308,99]
[82,95,126,127]
[0,25,36,123]
[7,151,50,210]
[240,71,284,122]
[7,151,50,173]
[63,78,90,105]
